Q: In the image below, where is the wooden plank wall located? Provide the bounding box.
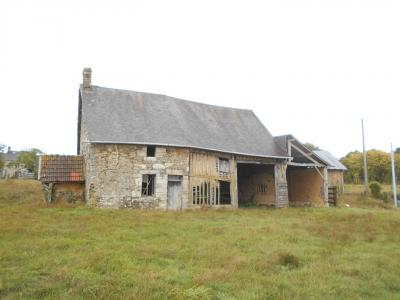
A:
[189,150,236,207]
[190,152,220,178]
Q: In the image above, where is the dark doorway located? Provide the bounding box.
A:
[237,163,275,207]
[219,181,231,204]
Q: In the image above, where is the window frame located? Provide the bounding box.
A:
[146,145,156,157]
[141,174,156,196]
[217,158,230,176]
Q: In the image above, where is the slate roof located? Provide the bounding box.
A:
[39,155,84,182]
[79,86,289,159]
[313,150,347,171]
[2,151,19,162]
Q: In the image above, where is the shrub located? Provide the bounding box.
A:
[381,192,389,203]
[369,181,382,198]
[277,252,300,269]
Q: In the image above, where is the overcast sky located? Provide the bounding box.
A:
[1,0,399,158]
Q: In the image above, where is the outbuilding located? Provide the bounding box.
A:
[39,155,85,204]
[313,150,347,195]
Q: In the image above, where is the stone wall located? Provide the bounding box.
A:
[84,144,189,209]
[53,183,84,203]
[42,182,84,204]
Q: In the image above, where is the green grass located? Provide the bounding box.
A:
[1,180,400,299]
[344,183,399,195]
[341,184,399,209]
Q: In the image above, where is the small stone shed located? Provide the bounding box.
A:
[39,155,85,203]
[74,68,331,210]
[313,150,347,194]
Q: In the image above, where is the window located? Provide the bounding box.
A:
[257,184,267,194]
[191,180,232,206]
[217,158,230,176]
[219,181,231,204]
[147,145,156,157]
[142,174,155,196]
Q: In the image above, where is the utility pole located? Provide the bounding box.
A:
[361,119,368,194]
[391,143,398,208]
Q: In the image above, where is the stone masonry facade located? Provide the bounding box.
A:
[83,143,190,209]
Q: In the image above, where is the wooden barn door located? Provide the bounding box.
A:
[167,176,182,210]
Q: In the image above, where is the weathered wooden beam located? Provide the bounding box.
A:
[274,161,289,208]
[288,162,319,167]
[313,166,324,179]
[289,142,323,167]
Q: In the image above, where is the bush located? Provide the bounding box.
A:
[369,181,382,198]
[277,252,300,269]
[382,192,389,203]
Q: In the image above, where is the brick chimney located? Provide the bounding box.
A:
[82,68,92,89]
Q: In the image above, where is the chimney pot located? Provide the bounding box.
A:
[83,68,92,89]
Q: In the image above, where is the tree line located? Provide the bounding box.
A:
[341,149,400,184]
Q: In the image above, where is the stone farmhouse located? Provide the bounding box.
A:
[40,68,344,209]
[0,147,34,179]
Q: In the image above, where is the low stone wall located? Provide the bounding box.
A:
[42,182,85,204]
[120,196,159,209]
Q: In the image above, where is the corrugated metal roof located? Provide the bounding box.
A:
[79,86,289,159]
[313,150,347,171]
[274,135,326,166]
[39,155,84,182]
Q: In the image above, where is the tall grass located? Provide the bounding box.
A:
[1,180,400,299]
[341,184,398,208]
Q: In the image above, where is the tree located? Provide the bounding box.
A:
[303,143,320,151]
[341,151,363,184]
[341,149,392,184]
[367,149,391,183]
[14,148,43,177]
[395,147,400,154]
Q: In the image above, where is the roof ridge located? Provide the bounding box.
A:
[80,84,289,158]
[82,85,253,112]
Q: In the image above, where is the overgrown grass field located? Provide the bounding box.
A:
[1,180,400,299]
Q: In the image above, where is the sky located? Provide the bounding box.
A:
[1,0,399,158]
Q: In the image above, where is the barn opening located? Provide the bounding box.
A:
[274,135,328,207]
[237,163,276,207]
[286,166,324,206]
